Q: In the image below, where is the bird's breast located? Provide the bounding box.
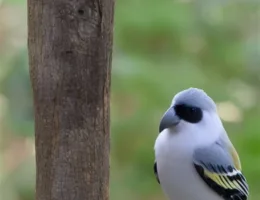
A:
[154,131,222,200]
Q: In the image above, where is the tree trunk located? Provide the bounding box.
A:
[27,0,114,199]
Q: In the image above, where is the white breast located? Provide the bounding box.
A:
[154,129,223,200]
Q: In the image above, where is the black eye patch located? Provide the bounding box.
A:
[174,104,203,123]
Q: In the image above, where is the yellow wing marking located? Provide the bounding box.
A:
[204,169,243,191]
[230,145,241,170]
[204,170,226,188]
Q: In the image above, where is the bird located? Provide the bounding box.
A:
[154,87,249,200]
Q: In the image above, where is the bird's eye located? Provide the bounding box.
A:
[174,104,203,123]
[189,107,197,113]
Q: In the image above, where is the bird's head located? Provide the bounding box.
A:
[159,88,221,135]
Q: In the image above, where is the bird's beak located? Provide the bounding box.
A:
[159,107,180,132]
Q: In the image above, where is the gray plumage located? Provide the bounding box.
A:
[172,88,217,111]
[154,87,249,200]
[193,140,233,173]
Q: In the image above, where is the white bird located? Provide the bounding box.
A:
[154,88,249,200]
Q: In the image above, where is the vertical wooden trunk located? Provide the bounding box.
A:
[28,0,114,199]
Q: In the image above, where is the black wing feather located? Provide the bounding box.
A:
[154,162,160,184]
[194,164,247,200]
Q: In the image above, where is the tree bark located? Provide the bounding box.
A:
[28,0,114,199]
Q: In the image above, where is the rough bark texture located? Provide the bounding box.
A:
[28,0,114,199]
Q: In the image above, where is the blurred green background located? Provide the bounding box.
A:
[0,0,260,200]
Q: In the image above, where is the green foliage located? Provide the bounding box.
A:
[1,1,260,200]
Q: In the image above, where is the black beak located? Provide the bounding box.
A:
[159,107,180,132]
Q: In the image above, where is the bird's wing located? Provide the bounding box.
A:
[193,139,249,200]
[154,161,160,184]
